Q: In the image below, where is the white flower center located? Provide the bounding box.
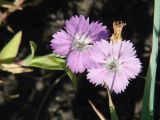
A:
[72,34,92,51]
[106,57,119,72]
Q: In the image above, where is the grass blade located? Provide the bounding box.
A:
[141,0,160,119]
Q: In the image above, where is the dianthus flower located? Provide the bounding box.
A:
[50,15,109,73]
[87,21,142,93]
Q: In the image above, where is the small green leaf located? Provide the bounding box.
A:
[0,31,22,63]
[20,42,64,70]
[22,41,37,64]
[21,54,64,70]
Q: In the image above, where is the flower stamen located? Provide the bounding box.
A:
[106,57,119,72]
[72,34,92,51]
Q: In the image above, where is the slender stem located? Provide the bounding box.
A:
[106,87,115,110]
[88,100,106,120]
[34,73,66,120]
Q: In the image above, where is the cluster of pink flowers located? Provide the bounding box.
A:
[50,15,142,94]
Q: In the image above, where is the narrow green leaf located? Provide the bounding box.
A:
[141,0,160,119]
[22,41,37,64]
[0,31,22,63]
[48,54,65,63]
[20,42,64,70]
[21,54,64,70]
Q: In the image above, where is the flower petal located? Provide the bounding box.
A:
[67,50,85,73]
[87,22,109,41]
[50,30,72,56]
[121,57,142,79]
[65,15,90,37]
[90,40,110,64]
[112,70,129,93]
[119,40,136,60]
[81,49,99,69]
[87,66,108,86]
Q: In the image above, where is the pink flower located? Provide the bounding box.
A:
[50,15,109,73]
[87,40,142,93]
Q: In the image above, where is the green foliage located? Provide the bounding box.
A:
[107,89,119,120]
[65,68,78,88]
[141,0,160,119]
[21,41,63,70]
[0,31,22,63]
[22,54,64,70]
[0,31,33,74]
[110,108,119,120]
[58,62,78,88]
[0,32,78,86]
[21,41,78,87]
[48,56,78,87]
[22,41,37,64]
